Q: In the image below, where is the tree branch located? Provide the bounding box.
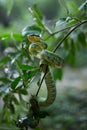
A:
[45,24,76,40]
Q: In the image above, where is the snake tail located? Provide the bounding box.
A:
[39,67,56,107]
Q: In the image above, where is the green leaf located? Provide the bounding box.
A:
[33,4,43,19]
[15,88,28,95]
[0,33,23,42]
[11,76,21,89]
[0,56,10,69]
[0,56,10,64]
[23,71,35,81]
[78,31,87,47]
[71,38,76,52]
[19,89,28,95]
[67,18,78,26]
[0,77,11,83]
[29,6,45,29]
[18,64,38,71]
[22,25,42,36]
[12,96,19,105]
[9,103,15,114]
[66,51,76,66]
[3,94,9,102]
[12,33,23,41]
[53,68,63,80]
[64,39,69,50]
[0,34,11,40]
[66,0,79,15]
[66,39,76,66]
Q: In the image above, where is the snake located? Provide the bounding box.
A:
[16,34,64,129]
[28,34,64,107]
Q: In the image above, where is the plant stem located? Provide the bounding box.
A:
[36,65,48,96]
[45,24,76,40]
[36,69,47,96]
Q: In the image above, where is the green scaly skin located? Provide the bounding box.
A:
[28,35,64,107]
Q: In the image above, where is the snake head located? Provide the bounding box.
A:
[27,34,41,43]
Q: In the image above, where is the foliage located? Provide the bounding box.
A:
[0,0,87,130]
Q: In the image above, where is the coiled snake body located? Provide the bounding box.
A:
[16,34,64,129]
[28,34,64,107]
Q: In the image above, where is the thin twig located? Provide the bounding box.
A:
[53,20,87,53]
[45,18,82,40]
[45,24,76,40]
[44,25,52,35]
[36,65,48,96]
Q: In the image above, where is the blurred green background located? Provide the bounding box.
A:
[0,0,87,130]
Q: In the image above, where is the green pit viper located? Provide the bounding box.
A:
[16,34,64,129]
[28,34,64,107]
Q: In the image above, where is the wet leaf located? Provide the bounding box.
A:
[53,68,63,80]
[22,25,41,36]
[0,34,11,40]
[12,33,23,42]
[0,77,11,83]
[78,31,87,47]
[11,76,21,89]
[23,70,37,81]
[29,6,45,29]
[18,64,38,71]
[0,56,10,65]
[64,39,69,50]
[12,95,19,105]
[18,89,28,95]
[9,103,15,114]
[33,4,43,19]
[3,93,9,102]
[66,51,76,66]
